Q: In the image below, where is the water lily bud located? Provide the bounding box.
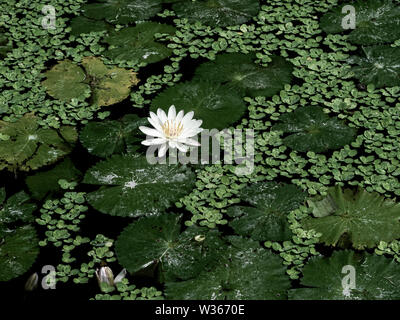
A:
[95,266,114,286]
[25,273,39,291]
[194,234,205,242]
[114,268,127,284]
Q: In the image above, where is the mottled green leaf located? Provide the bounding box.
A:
[165,237,290,300]
[302,186,400,249]
[115,214,225,281]
[172,0,260,27]
[272,106,356,153]
[349,45,400,88]
[320,0,400,45]
[290,251,400,300]
[83,155,195,217]
[195,53,293,97]
[103,22,176,65]
[0,114,77,172]
[151,81,247,129]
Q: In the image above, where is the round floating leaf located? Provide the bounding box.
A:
[42,60,89,102]
[0,225,39,282]
[172,0,260,27]
[82,0,163,24]
[289,251,400,300]
[69,16,110,36]
[0,190,36,232]
[81,56,140,106]
[42,57,139,105]
[25,158,81,200]
[80,114,147,158]
[165,237,290,300]
[195,53,293,97]
[0,114,77,172]
[320,0,400,45]
[116,214,225,281]
[302,186,400,249]
[227,182,306,241]
[348,45,400,88]
[103,22,176,65]
[151,81,247,129]
[83,155,196,217]
[272,106,356,153]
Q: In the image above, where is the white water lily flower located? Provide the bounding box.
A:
[139,105,203,157]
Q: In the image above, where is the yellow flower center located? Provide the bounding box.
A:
[162,120,184,139]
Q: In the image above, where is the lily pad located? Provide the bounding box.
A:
[348,45,400,88]
[103,22,176,65]
[115,214,225,281]
[0,225,39,282]
[151,81,247,129]
[69,16,110,36]
[320,0,400,45]
[227,182,306,241]
[194,53,293,97]
[302,186,400,249]
[289,251,400,300]
[42,57,139,106]
[80,114,147,158]
[83,155,195,217]
[82,0,163,25]
[172,0,260,27]
[0,114,77,172]
[165,237,290,300]
[25,158,82,200]
[0,189,36,230]
[272,106,356,153]
[0,190,38,281]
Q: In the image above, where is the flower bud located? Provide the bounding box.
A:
[95,266,114,286]
[114,268,127,284]
[25,273,39,291]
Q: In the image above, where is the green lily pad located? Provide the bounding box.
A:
[0,225,39,282]
[320,0,400,45]
[165,237,290,300]
[0,189,36,229]
[0,114,77,172]
[83,155,195,217]
[272,106,356,153]
[82,0,163,25]
[194,53,293,97]
[172,0,260,27]
[25,158,81,200]
[348,45,400,88]
[289,251,400,300]
[80,114,147,158]
[227,182,306,241]
[151,81,247,129]
[115,214,225,281]
[69,16,110,36]
[302,186,400,249]
[42,57,139,106]
[103,22,176,65]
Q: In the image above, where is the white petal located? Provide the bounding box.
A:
[158,144,168,157]
[168,105,176,121]
[157,108,168,123]
[139,126,164,138]
[142,138,166,146]
[148,117,163,132]
[181,111,194,125]
[169,140,178,149]
[182,138,201,146]
[149,112,163,131]
[175,110,184,124]
[176,143,189,153]
[180,127,203,139]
